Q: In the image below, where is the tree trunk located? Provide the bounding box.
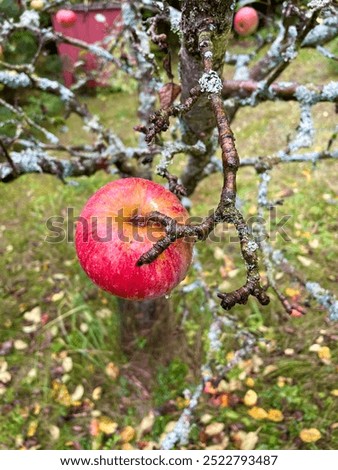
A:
[119,296,177,359]
[180,0,234,195]
[118,1,235,378]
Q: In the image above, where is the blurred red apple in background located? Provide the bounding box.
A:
[55,9,77,28]
[234,7,259,37]
[75,178,193,300]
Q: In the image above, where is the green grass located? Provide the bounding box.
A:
[0,44,337,450]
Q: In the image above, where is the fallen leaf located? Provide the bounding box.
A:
[297,255,312,267]
[137,411,155,438]
[49,425,60,441]
[200,414,213,424]
[22,325,38,333]
[62,357,73,373]
[233,430,259,450]
[96,308,112,319]
[245,377,255,387]
[214,247,225,260]
[71,384,84,402]
[52,381,74,407]
[309,343,321,352]
[205,422,225,437]
[248,407,268,420]
[14,340,28,351]
[204,381,217,395]
[206,437,229,450]
[318,346,331,361]
[27,420,38,438]
[164,421,177,433]
[285,288,300,297]
[267,409,284,422]
[89,418,100,437]
[98,416,118,435]
[92,386,102,401]
[244,389,258,407]
[331,389,338,397]
[23,307,41,324]
[51,291,65,302]
[121,443,134,450]
[120,426,135,443]
[284,348,295,356]
[309,239,319,249]
[299,428,321,443]
[105,362,119,380]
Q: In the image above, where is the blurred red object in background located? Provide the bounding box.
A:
[52,3,121,88]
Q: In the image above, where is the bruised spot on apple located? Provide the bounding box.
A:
[55,9,77,28]
[75,178,194,300]
[234,7,259,37]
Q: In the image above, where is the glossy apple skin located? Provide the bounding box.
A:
[75,178,193,300]
[234,7,259,37]
[55,9,77,27]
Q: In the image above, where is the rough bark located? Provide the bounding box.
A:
[119,297,176,359]
[180,0,235,195]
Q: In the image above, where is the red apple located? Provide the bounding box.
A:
[75,178,193,300]
[234,7,259,37]
[55,9,77,28]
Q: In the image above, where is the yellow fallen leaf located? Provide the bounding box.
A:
[92,386,102,401]
[200,414,213,424]
[98,416,118,435]
[62,357,73,373]
[121,443,134,450]
[105,362,119,380]
[14,340,28,351]
[51,291,64,302]
[49,425,60,441]
[244,389,258,407]
[297,255,312,267]
[71,384,84,402]
[52,381,73,407]
[226,351,235,362]
[137,411,155,438]
[331,389,338,397]
[120,426,135,443]
[301,169,312,182]
[27,420,38,438]
[245,377,255,388]
[285,287,300,297]
[23,307,41,324]
[233,430,259,450]
[318,346,331,360]
[284,348,295,356]
[299,428,321,443]
[248,407,268,420]
[267,409,284,422]
[176,396,190,409]
[205,422,225,437]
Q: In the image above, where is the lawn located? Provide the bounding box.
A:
[0,44,337,450]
